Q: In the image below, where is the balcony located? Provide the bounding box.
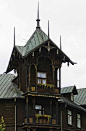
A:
[24,116,56,125]
[31,84,59,94]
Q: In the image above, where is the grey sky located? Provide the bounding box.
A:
[0,0,86,88]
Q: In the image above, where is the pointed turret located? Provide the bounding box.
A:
[36,2,40,28]
[60,35,62,50]
[14,27,15,47]
[48,20,50,38]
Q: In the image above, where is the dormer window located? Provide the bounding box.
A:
[71,93,74,101]
[37,72,47,84]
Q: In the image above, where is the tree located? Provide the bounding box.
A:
[0,117,5,131]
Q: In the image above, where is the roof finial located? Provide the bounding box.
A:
[36,1,40,28]
[14,27,15,47]
[60,35,62,50]
[48,20,50,38]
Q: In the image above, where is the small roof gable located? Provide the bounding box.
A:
[61,86,86,105]
[0,74,23,99]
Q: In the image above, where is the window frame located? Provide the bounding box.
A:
[77,114,81,128]
[35,105,44,115]
[67,110,72,125]
[37,72,47,84]
[71,93,74,101]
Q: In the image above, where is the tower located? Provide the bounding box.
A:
[4,3,79,131]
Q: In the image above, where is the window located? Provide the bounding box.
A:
[77,114,81,128]
[35,105,44,115]
[71,93,74,101]
[68,110,72,125]
[37,72,47,84]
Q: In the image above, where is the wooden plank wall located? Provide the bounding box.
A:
[0,99,15,131]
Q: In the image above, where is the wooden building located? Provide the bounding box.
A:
[0,4,86,131]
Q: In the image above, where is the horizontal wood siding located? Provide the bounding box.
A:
[62,105,86,130]
[20,62,27,93]
[31,65,36,85]
[17,99,25,126]
[0,99,15,131]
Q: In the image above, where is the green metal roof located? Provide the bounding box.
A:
[74,88,86,105]
[61,86,86,105]
[61,86,74,94]
[0,74,23,98]
[15,28,48,57]
[15,28,75,65]
[6,27,75,73]
[58,97,86,112]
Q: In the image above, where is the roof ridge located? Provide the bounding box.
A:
[22,28,49,57]
[0,73,13,76]
[25,29,36,47]
[61,86,74,88]
[61,97,86,112]
[77,88,86,90]
[22,29,37,56]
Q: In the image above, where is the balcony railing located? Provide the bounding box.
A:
[30,84,59,94]
[24,116,56,125]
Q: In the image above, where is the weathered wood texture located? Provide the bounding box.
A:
[0,99,15,125]
[37,57,53,84]
[0,99,15,131]
[61,105,86,130]
[13,47,61,94]
[62,93,71,101]
[16,99,25,125]
[0,99,24,131]
[30,65,36,85]
[20,62,27,92]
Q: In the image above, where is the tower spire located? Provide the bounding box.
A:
[48,20,50,38]
[14,27,15,47]
[60,35,62,50]
[36,2,40,28]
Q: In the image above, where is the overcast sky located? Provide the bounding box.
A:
[0,0,86,89]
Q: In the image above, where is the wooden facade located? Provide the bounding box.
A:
[1,6,86,131]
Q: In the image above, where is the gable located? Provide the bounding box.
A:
[6,27,75,73]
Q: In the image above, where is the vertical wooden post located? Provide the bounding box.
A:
[49,129,53,131]
[14,98,16,131]
[56,100,58,125]
[23,101,25,124]
[59,67,61,94]
[28,66,31,91]
[20,69,22,90]
[27,128,30,131]
[52,66,55,85]
[50,99,52,124]
[35,65,37,92]
[26,96,29,123]
[18,70,19,88]
[19,70,21,90]
[26,64,29,92]
[33,129,36,131]
[32,97,35,123]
